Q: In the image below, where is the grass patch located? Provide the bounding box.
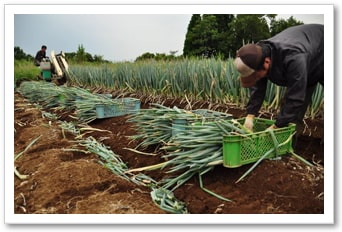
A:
[14,60,41,85]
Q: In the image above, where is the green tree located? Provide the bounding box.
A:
[185,14,268,59]
[182,14,304,59]
[227,15,271,56]
[214,14,234,58]
[183,14,202,57]
[135,51,178,62]
[200,14,219,58]
[14,46,33,60]
[75,44,86,63]
[183,14,219,58]
[73,44,98,63]
[135,52,155,62]
[270,16,303,36]
[93,54,104,63]
[85,53,94,62]
[65,52,77,61]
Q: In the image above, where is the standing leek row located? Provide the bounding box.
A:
[68,59,323,119]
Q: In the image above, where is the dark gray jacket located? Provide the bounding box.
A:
[246,24,324,127]
[34,50,46,66]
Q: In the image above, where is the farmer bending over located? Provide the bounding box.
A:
[233,24,324,147]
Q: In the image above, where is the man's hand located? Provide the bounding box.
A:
[243,114,255,132]
[266,124,278,131]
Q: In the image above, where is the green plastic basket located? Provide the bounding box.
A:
[222,118,295,168]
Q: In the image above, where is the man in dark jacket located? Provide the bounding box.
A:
[34,45,47,66]
[234,24,323,144]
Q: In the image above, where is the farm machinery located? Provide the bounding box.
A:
[39,50,69,85]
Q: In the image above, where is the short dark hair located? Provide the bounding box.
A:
[41,45,47,49]
[256,43,271,70]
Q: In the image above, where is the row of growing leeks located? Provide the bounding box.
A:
[68,58,324,119]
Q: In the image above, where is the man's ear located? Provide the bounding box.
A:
[263,57,271,70]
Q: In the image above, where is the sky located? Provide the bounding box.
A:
[14,14,192,62]
[13,11,324,62]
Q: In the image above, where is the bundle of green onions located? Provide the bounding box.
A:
[128,114,310,199]
[70,136,158,187]
[128,104,185,148]
[159,119,248,191]
[17,81,64,108]
[150,187,188,214]
[127,108,250,201]
[127,103,230,149]
[17,81,127,123]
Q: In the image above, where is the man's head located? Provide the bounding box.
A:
[234,43,270,88]
[41,45,47,51]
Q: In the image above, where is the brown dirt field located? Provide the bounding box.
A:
[13,88,324,216]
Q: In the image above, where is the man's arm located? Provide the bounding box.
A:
[246,77,268,116]
[34,51,40,60]
[275,54,307,127]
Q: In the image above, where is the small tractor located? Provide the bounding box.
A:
[39,50,69,85]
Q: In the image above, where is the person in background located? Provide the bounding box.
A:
[233,24,324,147]
[34,45,47,66]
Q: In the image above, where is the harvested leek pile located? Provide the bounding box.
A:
[17,81,124,123]
[17,82,189,214]
[160,120,247,191]
[127,104,176,148]
[127,105,249,201]
[128,103,232,149]
[127,104,311,201]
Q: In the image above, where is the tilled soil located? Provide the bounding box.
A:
[13,90,324,216]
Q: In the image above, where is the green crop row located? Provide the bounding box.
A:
[39,58,323,119]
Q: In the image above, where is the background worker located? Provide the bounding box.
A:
[34,45,47,66]
[233,24,324,147]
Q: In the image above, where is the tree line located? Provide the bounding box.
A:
[183,14,303,59]
[14,14,303,63]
